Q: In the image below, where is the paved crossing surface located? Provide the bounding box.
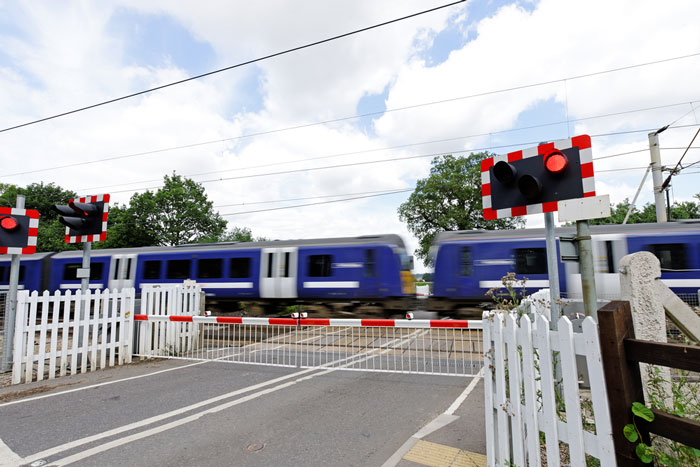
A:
[0,358,485,466]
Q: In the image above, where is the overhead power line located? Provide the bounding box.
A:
[0,1,466,134]
[213,188,410,209]
[12,98,691,184]
[81,124,698,196]
[219,189,414,217]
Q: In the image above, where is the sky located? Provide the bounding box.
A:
[1,0,699,273]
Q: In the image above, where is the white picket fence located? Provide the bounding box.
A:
[12,288,135,384]
[137,284,202,357]
[483,311,615,466]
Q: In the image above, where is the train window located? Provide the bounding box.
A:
[605,241,615,274]
[62,263,104,281]
[113,259,121,280]
[2,266,25,281]
[515,248,547,275]
[197,259,222,279]
[364,249,376,278]
[266,253,274,278]
[90,263,104,280]
[229,258,251,278]
[125,258,133,279]
[167,260,191,279]
[308,255,332,277]
[283,252,290,278]
[143,260,161,279]
[63,264,79,281]
[460,247,472,276]
[647,244,687,271]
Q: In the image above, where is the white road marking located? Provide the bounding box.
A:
[0,438,22,467]
[23,328,429,466]
[20,367,321,466]
[0,360,210,408]
[445,368,483,415]
[381,369,484,467]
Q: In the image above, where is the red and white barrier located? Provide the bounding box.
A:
[133,314,481,329]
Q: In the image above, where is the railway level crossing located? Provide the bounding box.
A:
[133,314,484,377]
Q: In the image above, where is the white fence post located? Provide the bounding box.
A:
[10,288,136,385]
[483,310,614,466]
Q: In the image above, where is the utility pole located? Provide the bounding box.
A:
[648,126,668,223]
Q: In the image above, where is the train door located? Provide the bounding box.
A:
[565,234,627,298]
[108,254,137,290]
[259,248,298,299]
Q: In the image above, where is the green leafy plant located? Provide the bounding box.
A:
[623,366,700,466]
[623,402,655,463]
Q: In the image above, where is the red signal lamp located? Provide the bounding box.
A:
[543,150,568,174]
[0,215,19,231]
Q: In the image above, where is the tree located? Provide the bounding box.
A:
[398,153,524,265]
[0,182,79,252]
[589,195,700,225]
[109,174,227,247]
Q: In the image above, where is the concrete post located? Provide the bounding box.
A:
[618,251,670,406]
[648,131,667,223]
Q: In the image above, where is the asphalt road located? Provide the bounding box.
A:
[0,358,484,467]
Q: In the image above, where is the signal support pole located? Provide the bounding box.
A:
[77,241,91,361]
[544,212,561,327]
[648,129,668,223]
[1,195,25,373]
[576,219,598,319]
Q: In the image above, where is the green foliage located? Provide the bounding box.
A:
[0,182,79,252]
[397,153,524,265]
[623,365,700,465]
[624,424,639,442]
[589,195,700,225]
[632,401,654,422]
[104,174,227,247]
[198,226,268,244]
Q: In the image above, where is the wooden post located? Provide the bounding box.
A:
[597,301,648,465]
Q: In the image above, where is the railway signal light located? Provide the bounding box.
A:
[0,208,39,255]
[53,194,110,243]
[481,135,595,219]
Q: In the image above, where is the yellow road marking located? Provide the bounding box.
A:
[403,440,486,467]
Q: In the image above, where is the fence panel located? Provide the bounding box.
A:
[484,311,614,466]
[11,288,135,385]
[133,316,484,377]
[139,285,201,358]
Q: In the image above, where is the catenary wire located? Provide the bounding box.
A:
[0,1,466,134]
[89,124,700,195]
[2,78,697,180]
[219,189,414,216]
[70,99,699,191]
[213,188,410,208]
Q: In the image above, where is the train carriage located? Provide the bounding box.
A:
[0,234,415,314]
[428,220,700,313]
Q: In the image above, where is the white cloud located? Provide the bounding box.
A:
[1,0,699,273]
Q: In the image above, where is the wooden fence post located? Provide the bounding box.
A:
[597,301,648,466]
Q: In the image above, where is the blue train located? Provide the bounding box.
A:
[428,220,700,313]
[0,234,415,313]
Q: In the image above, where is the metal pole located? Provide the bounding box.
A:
[77,241,91,353]
[648,131,667,223]
[1,195,25,373]
[544,212,561,327]
[577,220,598,319]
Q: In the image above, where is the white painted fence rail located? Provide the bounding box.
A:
[483,311,615,466]
[12,289,135,385]
[137,284,202,357]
